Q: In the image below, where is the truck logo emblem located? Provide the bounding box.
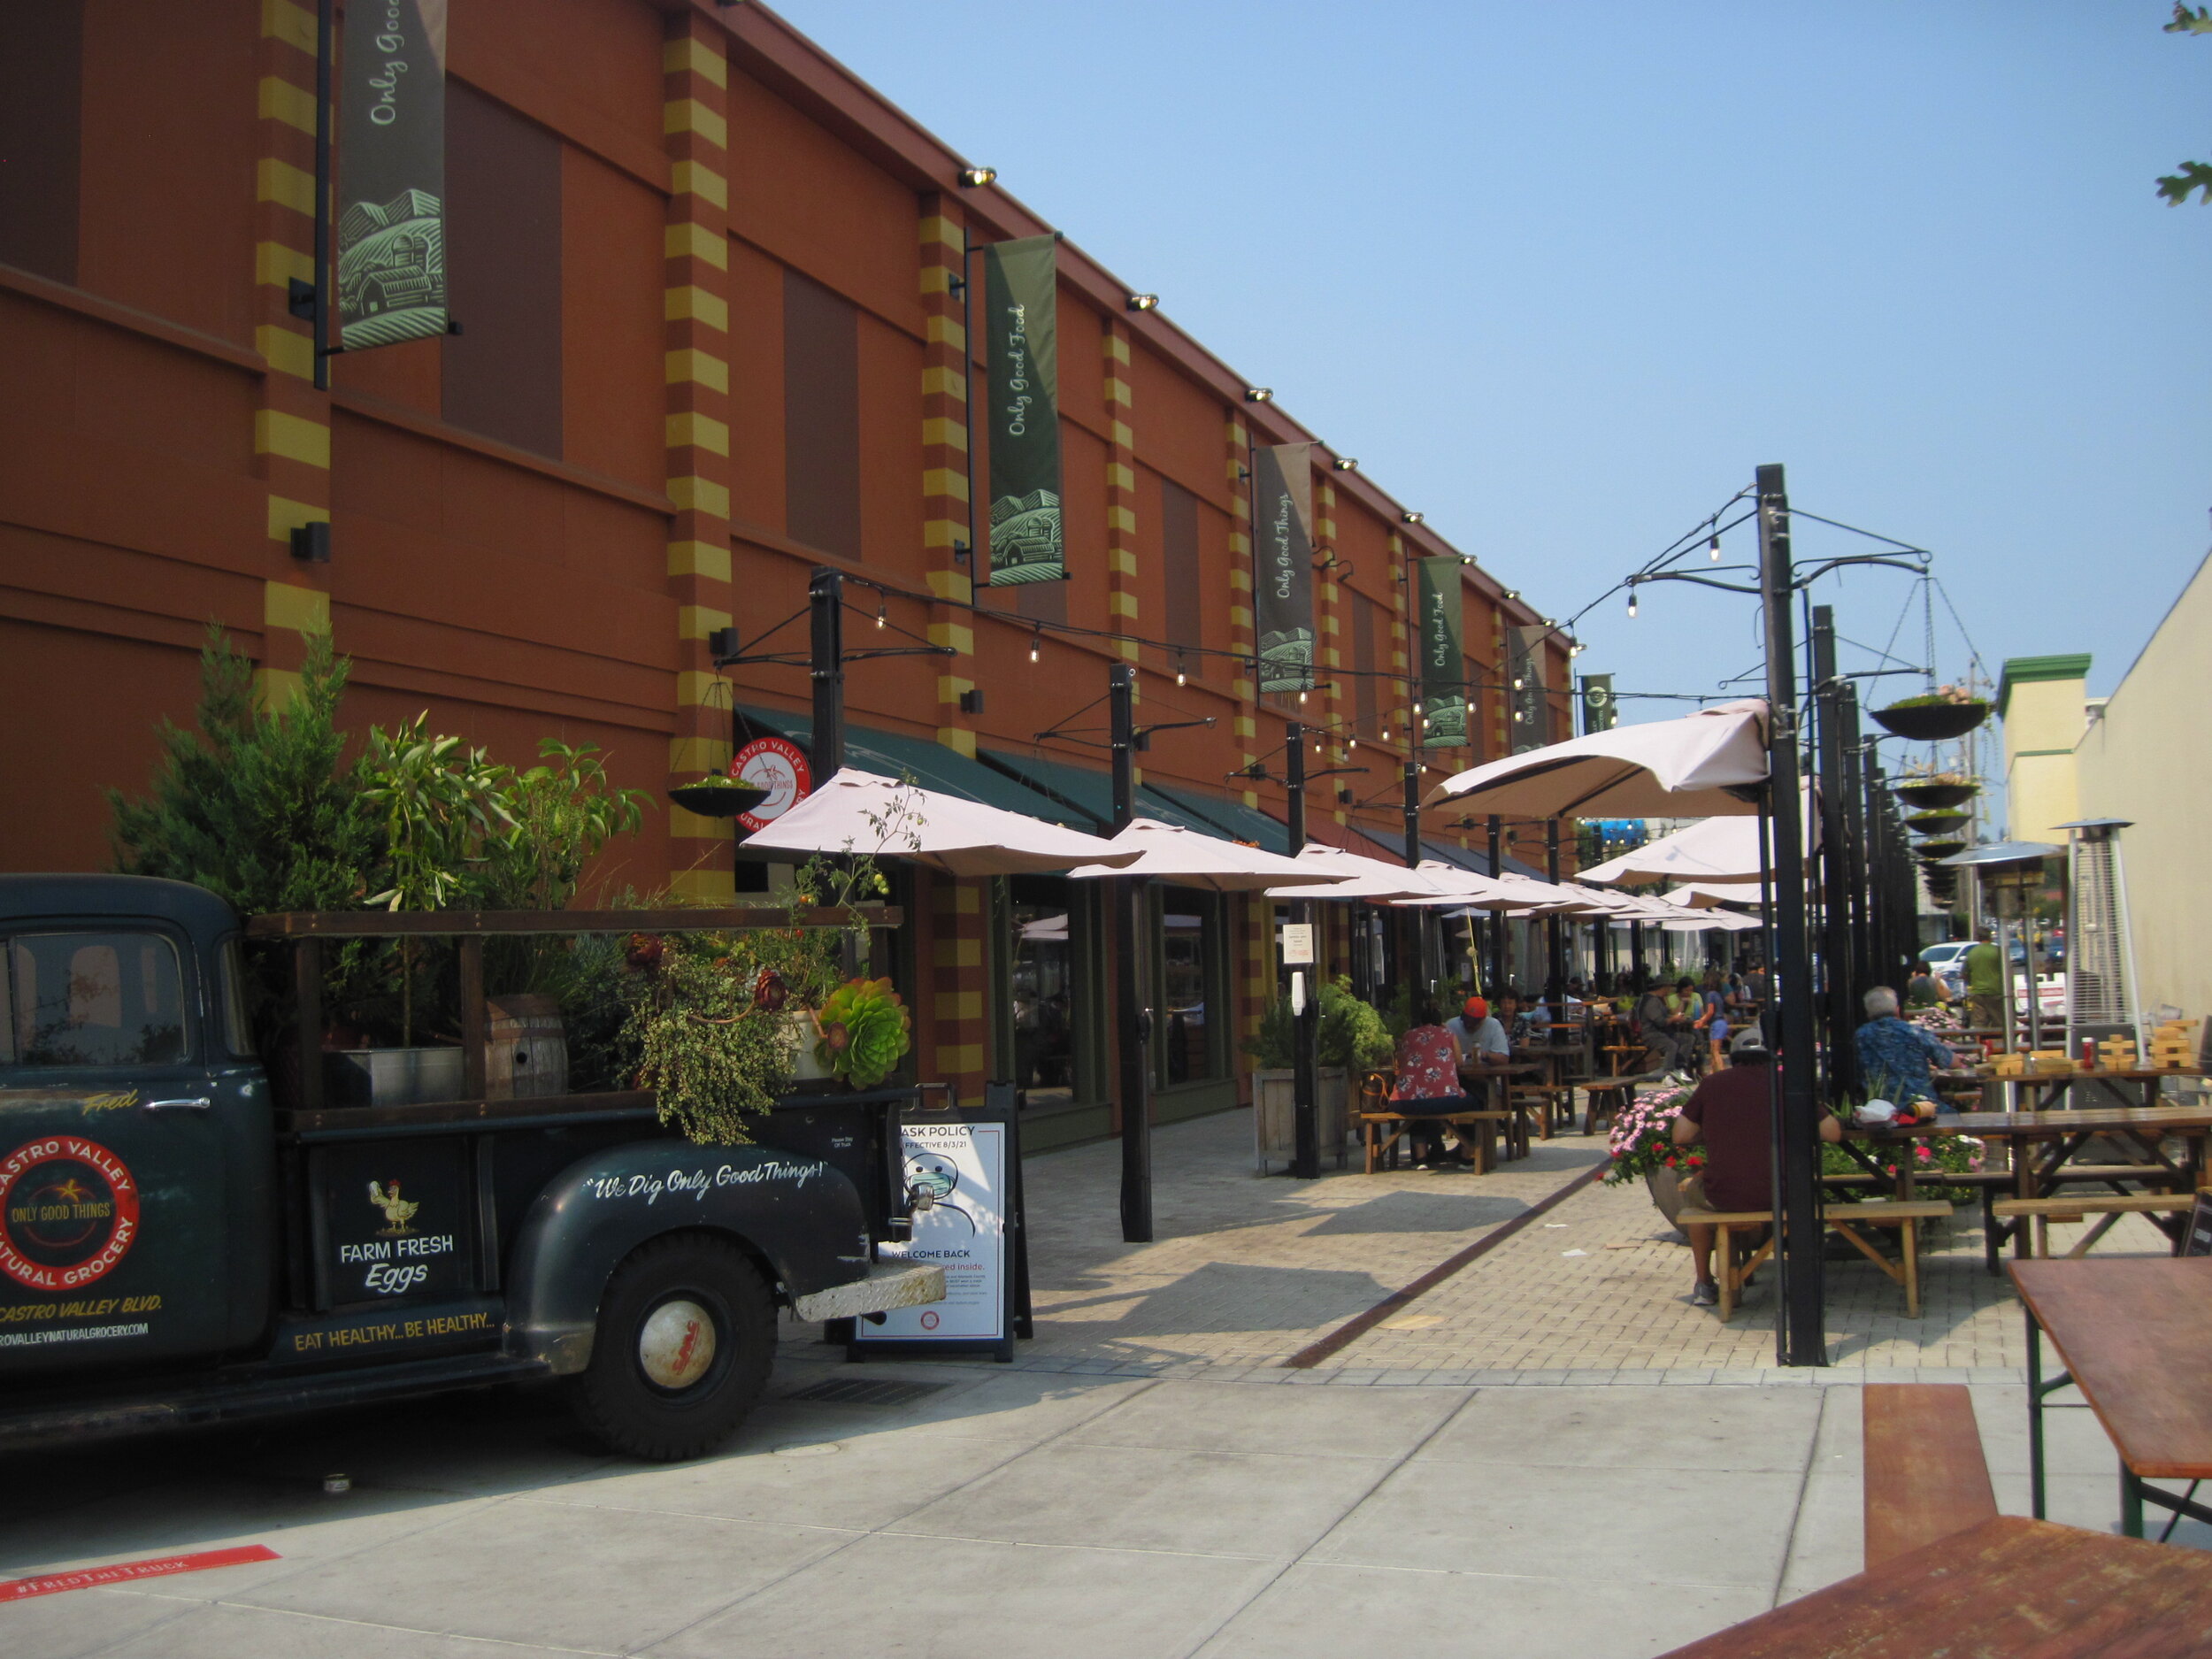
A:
[0,1137,140,1293]
[366,1181,420,1236]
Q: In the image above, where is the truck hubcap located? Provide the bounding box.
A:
[637,1298,717,1391]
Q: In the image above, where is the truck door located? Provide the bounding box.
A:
[0,926,265,1371]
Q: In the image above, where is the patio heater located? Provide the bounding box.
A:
[1938,841,2061,1056]
[2055,818,2140,1060]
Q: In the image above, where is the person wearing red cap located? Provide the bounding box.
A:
[1445,995,1509,1071]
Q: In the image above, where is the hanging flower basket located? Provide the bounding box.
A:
[1872,695,1991,742]
[667,776,771,818]
[1905,810,1970,835]
[1916,839,1967,862]
[1894,780,1978,811]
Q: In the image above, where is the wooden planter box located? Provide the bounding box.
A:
[1252,1067,1349,1172]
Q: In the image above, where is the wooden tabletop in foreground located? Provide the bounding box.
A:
[2010,1257,2212,1480]
[1657,1515,2212,1658]
[1850,1104,2212,1140]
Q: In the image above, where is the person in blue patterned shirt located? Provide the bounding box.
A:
[1855,986,1958,1111]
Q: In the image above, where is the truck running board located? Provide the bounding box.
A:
[0,1352,552,1453]
[790,1263,946,1324]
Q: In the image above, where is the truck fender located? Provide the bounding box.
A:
[503,1141,872,1374]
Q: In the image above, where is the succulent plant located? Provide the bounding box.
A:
[812,976,912,1089]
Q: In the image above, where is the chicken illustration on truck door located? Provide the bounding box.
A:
[367,1181,419,1235]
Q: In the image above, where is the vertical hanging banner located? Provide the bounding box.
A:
[1579,673,1617,735]
[983,235,1064,585]
[1509,626,1549,753]
[1251,443,1317,694]
[1415,558,1468,749]
[336,0,449,351]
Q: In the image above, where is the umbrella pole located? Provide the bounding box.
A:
[1287,724,1319,1180]
[1756,463,1827,1368]
[1110,664,1153,1242]
[1486,816,1507,994]
[1545,819,1566,1001]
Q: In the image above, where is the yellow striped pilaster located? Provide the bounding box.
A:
[1240,893,1272,1051]
[254,0,330,704]
[1387,529,1411,759]
[1226,412,1260,805]
[1102,322,1141,664]
[661,17,736,901]
[930,875,988,1107]
[1317,480,1348,825]
[919,199,977,757]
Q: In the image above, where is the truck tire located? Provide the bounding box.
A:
[569,1233,774,1461]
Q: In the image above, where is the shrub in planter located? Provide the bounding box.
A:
[1242,978,1396,1072]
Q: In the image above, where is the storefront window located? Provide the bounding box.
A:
[1008,881,1079,1107]
[1158,891,1223,1087]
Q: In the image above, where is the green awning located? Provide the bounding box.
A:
[1142,781,1292,856]
[978,749,1232,840]
[733,707,1095,830]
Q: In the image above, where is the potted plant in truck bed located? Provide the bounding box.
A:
[1871,685,1990,742]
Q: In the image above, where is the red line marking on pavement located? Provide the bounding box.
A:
[0,1545,280,1601]
[1283,1161,1606,1368]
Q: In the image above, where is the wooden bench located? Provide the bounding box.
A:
[1358,1110,1517,1174]
[1511,1082,1574,1141]
[1677,1200,1954,1319]
[1578,1075,1643,1136]
[1863,1383,1999,1568]
[1990,1191,2201,1260]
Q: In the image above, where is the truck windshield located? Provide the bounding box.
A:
[5,932,188,1068]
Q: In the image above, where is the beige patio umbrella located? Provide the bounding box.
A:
[1259,841,1442,902]
[1065,818,1348,891]
[1579,799,1814,887]
[1663,881,1766,910]
[1387,860,1556,911]
[1425,699,1770,819]
[741,767,1141,876]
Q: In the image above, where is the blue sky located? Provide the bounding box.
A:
[773,0,2209,708]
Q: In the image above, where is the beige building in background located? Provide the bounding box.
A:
[2070,551,2212,1022]
[1998,653,2091,845]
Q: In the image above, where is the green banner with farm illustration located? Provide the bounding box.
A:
[984,235,1064,585]
[337,0,449,351]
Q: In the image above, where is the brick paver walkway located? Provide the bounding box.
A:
[821,1104,2185,1386]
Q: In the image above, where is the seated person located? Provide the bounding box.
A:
[1634,983,1687,1072]
[1904,967,1947,1007]
[1446,994,1516,1102]
[1495,988,1534,1044]
[1855,986,1957,1112]
[1390,998,1471,1168]
[1672,1035,1844,1306]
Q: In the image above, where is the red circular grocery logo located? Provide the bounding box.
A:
[0,1137,140,1292]
[731,736,811,832]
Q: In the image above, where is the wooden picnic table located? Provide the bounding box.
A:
[1988,1065,2206,1112]
[1655,1514,2212,1657]
[2010,1257,2212,1540]
[1845,1105,2212,1239]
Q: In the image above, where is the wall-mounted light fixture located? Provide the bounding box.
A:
[1126,293,1159,312]
[289,521,331,564]
[1333,457,1358,471]
[707,626,740,660]
[959,688,985,714]
[1244,387,1272,403]
[958,166,996,187]
[1401,511,1424,526]
[951,537,972,565]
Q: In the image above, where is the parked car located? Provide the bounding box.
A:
[1919,940,1974,995]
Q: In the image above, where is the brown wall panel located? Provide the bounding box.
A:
[75,3,255,344]
[561,145,662,491]
[444,81,564,458]
[336,333,442,417]
[1125,342,1226,506]
[0,298,262,573]
[0,0,82,284]
[726,237,787,535]
[1056,420,1110,633]
[782,267,860,560]
[1160,475,1202,660]
[1055,293,1107,438]
[451,0,664,169]
[0,619,205,872]
[855,310,921,578]
[726,69,921,339]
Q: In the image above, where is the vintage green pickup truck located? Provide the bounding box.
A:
[0,875,942,1459]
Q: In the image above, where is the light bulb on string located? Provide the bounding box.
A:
[1626,593,1638,619]
[1029,626,1041,664]
[1174,652,1187,687]
[1709,534,1723,562]
[874,602,887,630]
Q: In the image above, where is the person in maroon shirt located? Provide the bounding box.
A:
[1670,1035,1842,1307]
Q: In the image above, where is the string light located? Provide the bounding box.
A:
[1627,594,1639,619]
[1175,651,1187,687]
[1709,534,1723,562]
[1347,736,1357,749]
[1298,688,1308,705]
[1029,626,1041,664]
[875,601,887,630]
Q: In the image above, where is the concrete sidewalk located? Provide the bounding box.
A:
[4,1364,2201,1658]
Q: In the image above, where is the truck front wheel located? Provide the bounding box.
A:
[570,1233,774,1461]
